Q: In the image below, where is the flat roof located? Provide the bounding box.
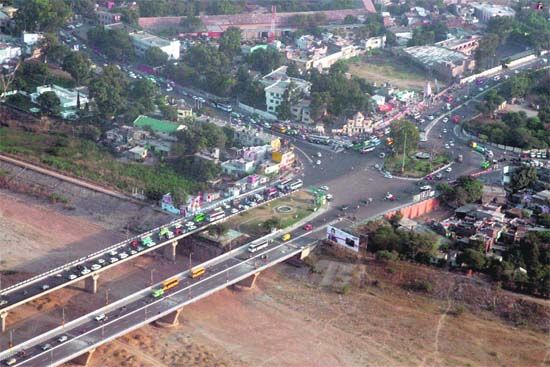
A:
[404,45,468,66]
[129,31,173,48]
[133,115,180,134]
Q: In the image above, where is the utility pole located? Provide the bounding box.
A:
[401,130,407,174]
[61,307,65,327]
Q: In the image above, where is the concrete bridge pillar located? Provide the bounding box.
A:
[236,272,260,289]
[71,348,96,366]
[299,247,311,260]
[163,240,178,261]
[155,308,182,328]
[0,312,8,333]
[84,273,100,294]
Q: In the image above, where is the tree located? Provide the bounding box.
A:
[475,34,499,70]
[458,249,486,271]
[13,0,71,33]
[118,7,139,26]
[89,65,128,118]
[502,75,530,99]
[180,15,204,32]
[218,27,242,59]
[476,89,504,118]
[277,86,293,121]
[62,51,91,85]
[208,223,229,238]
[389,119,419,155]
[510,166,538,192]
[143,47,168,67]
[37,91,61,115]
[130,79,159,113]
[344,15,358,24]
[455,176,483,204]
[247,48,283,74]
[87,26,135,62]
[263,218,281,232]
[370,225,403,252]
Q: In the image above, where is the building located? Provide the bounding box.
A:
[221,158,256,176]
[332,112,374,136]
[261,66,311,118]
[128,146,148,161]
[174,101,193,120]
[96,9,122,25]
[435,35,480,56]
[30,85,89,119]
[129,31,180,59]
[402,45,475,80]
[0,43,20,63]
[472,3,515,23]
[364,35,386,50]
[271,150,295,170]
[133,115,185,136]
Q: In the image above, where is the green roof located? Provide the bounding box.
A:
[133,115,179,134]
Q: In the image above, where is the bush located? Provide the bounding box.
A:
[406,279,433,293]
[376,250,399,262]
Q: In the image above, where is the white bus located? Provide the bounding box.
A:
[216,102,232,112]
[277,178,292,190]
[207,208,225,222]
[289,179,303,190]
[248,240,269,253]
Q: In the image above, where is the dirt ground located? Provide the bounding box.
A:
[348,54,429,91]
[77,259,549,367]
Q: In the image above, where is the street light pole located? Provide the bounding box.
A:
[105,289,110,305]
[150,269,156,286]
[62,307,65,327]
[401,130,407,174]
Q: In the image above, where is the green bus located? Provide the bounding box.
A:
[194,213,206,223]
[481,161,491,170]
[151,288,164,298]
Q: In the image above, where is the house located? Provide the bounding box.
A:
[174,101,193,121]
[129,31,180,59]
[96,8,122,25]
[128,146,148,161]
[472,3,515,23]
[133,115,184,138]
[0,42,20,63]
[261,66,311,119]
[221,159,256,176]
[30,85,89,119]
[271,149,295,170]
[364,35,386,50]
[481,185,507,205]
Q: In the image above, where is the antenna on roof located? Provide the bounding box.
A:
[268,5,276,43]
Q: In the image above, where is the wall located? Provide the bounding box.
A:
[462,128,524,153]
[384,197,440,220]
[238,102,278,121]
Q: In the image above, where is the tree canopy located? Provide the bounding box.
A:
[87,26,135,62]
[437,176,483,206]
[89,65,128,118]
[37,91,61,116]
[62,51,91,85]
[218,27,242,60]
[13,0,71,33]
[143,47,168,67]
[389,119,419,155]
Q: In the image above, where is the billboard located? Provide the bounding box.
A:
[326,226,360,252]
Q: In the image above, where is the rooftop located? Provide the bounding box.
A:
[403,45,469,66]
[129,31,172,48]
[133,115,183,134]
[472,3,516,17]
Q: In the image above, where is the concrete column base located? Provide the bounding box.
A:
[299,247,311,260]
[163,240,178,261]
[236,272,260,289]
[71,348,96,366]
[155,308,182,328]
[85,273,100,294]
[0,312,8,333]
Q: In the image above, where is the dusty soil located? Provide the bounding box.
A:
[77,258,548,367]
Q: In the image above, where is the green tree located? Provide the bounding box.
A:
[263,217,281,232]
[143,47,168,67]
[502,75,530,98]
[130,79,159,113]
[510,166,538,192]
[476,89,504,118]
[87,26,135,62]
[457,249,486,271]
[37,91,61,115]
[62,51,91,85]
[208,223,229,238]
[370,225,403,253]
[247,48,283,74]
[389,119,419,155]
[475,34,499,70]
[13,0,71,33]
[89,65,128,118]
[219,27,242,59]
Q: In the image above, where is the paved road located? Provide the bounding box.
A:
[0,233,317,367]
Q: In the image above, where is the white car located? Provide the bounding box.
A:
[231,208,238,214]
[68,274,77,280]
[444,144,450,149]
[383,172,393,179]
[90,264,101,271]
[379,152,386,158]
[94,314,106,322]
[185,221,195,227]
[41,343,52,351]
[442,117,449,123]
[118,252,128,259]
[446,167,453,172]
[428,115,435,121]
[316,160,321,165]
[319,185,329,191]
[109,257,119,264]
[420,185,432,191]
[317,152,322,158]
[57,335,69,343]
[443,129,447,133]
[97,258,106,265]
[108,250,118,257]
[41,284,50,291]
[326,193,333,201]
[80,268,91,276]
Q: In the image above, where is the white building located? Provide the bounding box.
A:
[30,85,89,119]
[261,66,311,119]
[0,43,20,63]
[129,31,180,60]
[22,32,43,46]
[364,35,386,50]
[472,3,515,23]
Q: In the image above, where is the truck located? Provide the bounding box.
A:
[456,154,464,163]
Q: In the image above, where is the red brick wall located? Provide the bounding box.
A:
[384,198,440,220]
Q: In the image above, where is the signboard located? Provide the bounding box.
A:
[326,226,360,252]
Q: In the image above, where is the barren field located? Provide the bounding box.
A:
[77,259,548,367]
[349,54,428,91]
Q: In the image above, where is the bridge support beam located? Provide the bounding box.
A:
[84,273,100,294]
[0,312,8,333]
[71,348,96,366]
[236,272,260,289]
[299,247,312,260]
[163,240,178,261]
[155,308,183,328]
